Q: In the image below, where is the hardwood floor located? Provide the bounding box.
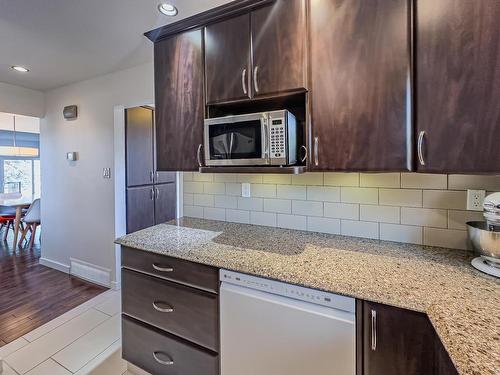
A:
[0,234,107,346]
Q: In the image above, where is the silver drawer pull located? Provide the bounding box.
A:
[152,263,174,272]
[417,130,426,166]
[152,301,174,313]
[371,309,377,351]
[152,351,174,366]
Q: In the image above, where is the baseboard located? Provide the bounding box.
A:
[70,258,112,288]
[39,257,70,273]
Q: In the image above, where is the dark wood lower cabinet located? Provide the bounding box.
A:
[361,301,457,375]
[122,316,219,375]
[154,183,176,225]
[126,186,155,234]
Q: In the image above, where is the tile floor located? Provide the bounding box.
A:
[0,289,142,375]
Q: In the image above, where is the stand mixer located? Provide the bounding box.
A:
[467,192,500,277]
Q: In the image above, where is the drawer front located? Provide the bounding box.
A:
[122,316,219,375]
[122,269,219,351]
[122,246,219,293]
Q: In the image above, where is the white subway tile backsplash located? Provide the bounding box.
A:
[379,189,422,207]
[324,173,359,187]
[277,185,307,200]
[183,205,203,218]
[448,210,484,230]
[225,183,242,196]
[184,181,203,194]
[291,173,323,186]
[324,203,359,220]
[193,194,214,207]
[250,211,277,227]
[251,184,277,198]
[424,228,468,250]
[341,187,378,204]
[262,174,292,184]
[183,193,194,206]
[380,224,422,244]
[448,174,500,191]
[184,172,494,251]
[423,190,466,210]
[277,214,307,230]
[292,200,323,217]
[214,195,238,209]
[401,207,447,228]
[360,205,400,224]
[204,207,225,221]
[263,198,292,214]
[193,173,213,182]
[360,173,400,188]
[226,209,250,224]
[341,220,379,239]
[203,182,225,195]
[238,197,263,211]
[307,217,341,235]
[307,186,340,202]
[401,173,447,189]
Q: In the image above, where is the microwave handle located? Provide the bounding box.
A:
[197,144,203,167]
[263,118,269,159]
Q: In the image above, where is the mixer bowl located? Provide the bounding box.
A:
[466,221,500,265]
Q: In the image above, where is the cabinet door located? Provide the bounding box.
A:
[251,0,306,97]
[416,0,500,173]
[205,14,251,104]
[310,0,410,171]
[154,183,176,225]
[362,301,435,375]
[155,30,204,171]
[126,107,154,187]
[126,186,155,233]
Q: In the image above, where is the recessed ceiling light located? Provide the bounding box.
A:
[11,66,29,73]
[158,3,178,16]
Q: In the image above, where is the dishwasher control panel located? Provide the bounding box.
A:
[220,269,355,313]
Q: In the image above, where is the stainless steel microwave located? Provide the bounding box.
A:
[204,110,297,166]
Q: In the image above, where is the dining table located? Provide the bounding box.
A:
[0,194,34,247]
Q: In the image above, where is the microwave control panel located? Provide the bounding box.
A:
[270,118,286,160]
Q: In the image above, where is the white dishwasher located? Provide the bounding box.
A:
[220,270,356,375]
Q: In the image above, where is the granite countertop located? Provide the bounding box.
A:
[116,218,500,375]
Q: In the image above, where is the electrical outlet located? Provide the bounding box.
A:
[103,167,111,179]
[466,189,485,211]
[242,183,251,198]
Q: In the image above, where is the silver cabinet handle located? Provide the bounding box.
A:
[314,137,319,166]
[156,171,159,182]
[150,187,154,201]
[152,351,174,366]
[155,187,160,199]
[299,145,308,163]
[417,130,426,166]
[150,171,154,182]
[152,301,174,313]
[371,309,377,351]
[241,68,247,95]
[197,144,203,167]
[253,66,259,93]
[152,263,173,272]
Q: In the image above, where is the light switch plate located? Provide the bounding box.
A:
[466,189,485,211]
[242,183,251,198]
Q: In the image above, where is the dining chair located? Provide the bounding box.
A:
[0,214,18,241]
[19,198,41,249]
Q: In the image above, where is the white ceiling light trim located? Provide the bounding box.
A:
[158,3,178,16]
[11,65,29,73]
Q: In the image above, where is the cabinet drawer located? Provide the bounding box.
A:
[123,316,219,375]
[122,246,219,293]
[122,269,219,351]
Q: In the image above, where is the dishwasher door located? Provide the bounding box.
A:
[220,282,356,375]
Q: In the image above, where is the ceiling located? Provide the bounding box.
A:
[0,0,233,91]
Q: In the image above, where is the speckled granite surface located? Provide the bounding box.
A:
[116,218,500,375]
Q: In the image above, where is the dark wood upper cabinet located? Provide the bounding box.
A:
[362,301,457,375]
[155,29,204,171]
[416,0,500,173]
[205,14,251,104]
[309,0,410,171]
[126,107,154,186]
[251,0,306,97]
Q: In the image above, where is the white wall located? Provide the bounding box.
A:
[0,82,45,117]
[40,62,154,286]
